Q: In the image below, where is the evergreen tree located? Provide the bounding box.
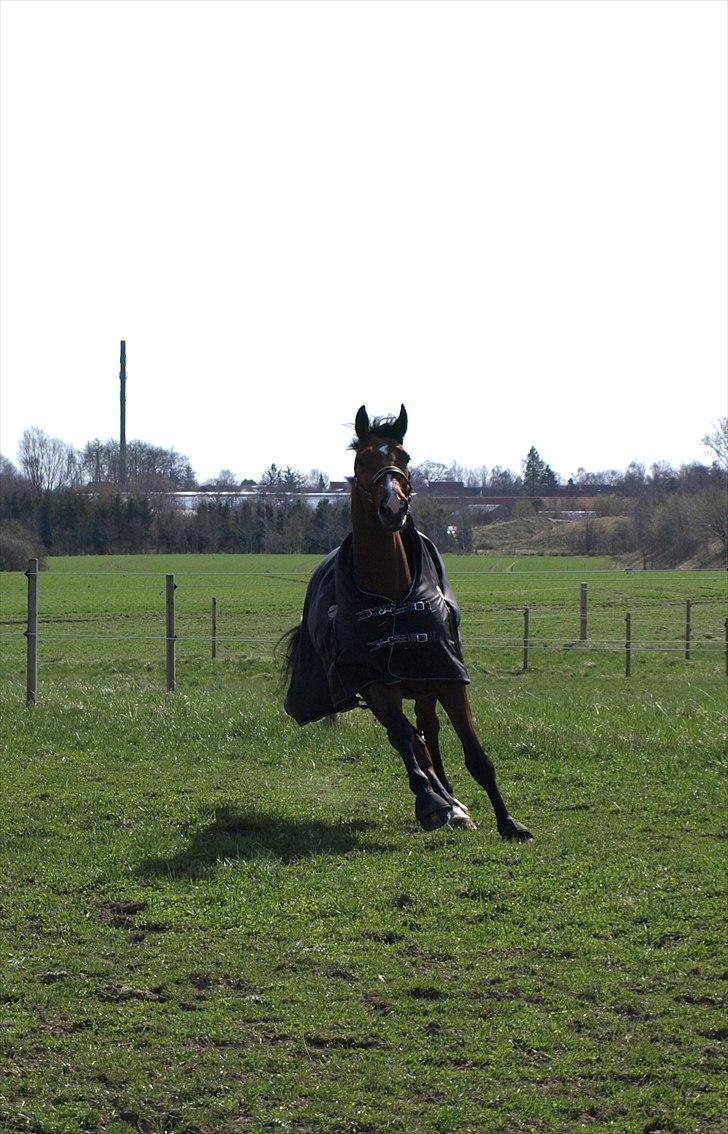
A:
[523,447,546,496]
[541,464,559,493]
[523,448,559,495]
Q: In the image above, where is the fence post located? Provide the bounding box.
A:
[580,583,588,641]
[522,606,530,672]
[725,619,728,678]
[166,574,176,692]
[625,612,632,677]
[211,597,217,659]
[25,558,39,705]
[685,600,692,661]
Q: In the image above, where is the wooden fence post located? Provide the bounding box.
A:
[522,606,530,672]
[211,597,217,659]
[580,583,588,641]
[685,600,692,661]
[625,612,632,677]
[166,574,176,692]
[25,558,38,705]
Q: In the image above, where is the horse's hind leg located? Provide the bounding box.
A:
[438,684,533,842]
[415,695,454,795]
[363,684,452,831]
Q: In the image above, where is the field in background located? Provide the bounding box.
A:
[0,553,726,1133]
[1,552,725,696]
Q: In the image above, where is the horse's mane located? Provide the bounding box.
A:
[349,415,405,452]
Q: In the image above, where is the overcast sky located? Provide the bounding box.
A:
[1,0,726,485]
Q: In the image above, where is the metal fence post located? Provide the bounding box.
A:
[25,558,38,705]
[166,574,176,692]
[522,606,530,672]
[625,612,632,677]
[685,600,692,661]
[580,583,588,642]
[211,597,217,659]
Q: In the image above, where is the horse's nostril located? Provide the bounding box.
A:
[379,498,408,530]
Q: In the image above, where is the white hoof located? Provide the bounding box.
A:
[447,804,477,830]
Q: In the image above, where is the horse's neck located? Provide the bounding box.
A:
[351,491,413,601]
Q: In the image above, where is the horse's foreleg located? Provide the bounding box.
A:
[411,727,476,830]
[438,684,533,842]
[364,684,452,830]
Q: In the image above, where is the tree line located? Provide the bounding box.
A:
[1,420,726,568]
[0,484,466,569]
[4,421,727,495]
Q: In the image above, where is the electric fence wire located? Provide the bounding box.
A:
[28,564,723,575]
[1,630,724,653]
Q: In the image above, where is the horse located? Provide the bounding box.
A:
[282,404,532,841]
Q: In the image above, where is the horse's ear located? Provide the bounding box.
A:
[392,404,408,442]
[355,405,370,440]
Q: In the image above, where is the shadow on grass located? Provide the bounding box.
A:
[138,805,388,877]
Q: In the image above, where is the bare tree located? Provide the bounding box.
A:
[470,465,489,490]
[209,469,239,489]
[488,466,522,493]
[698,486,728,554]
[79,438,196,489]
[17,428,80,493]
[306,468,330,490]
[702,418,728,470]
[572,467,623,490]
[410,461,449,489]
[80,438,115,484]
[623,461,647,494]
[0,453,19,484]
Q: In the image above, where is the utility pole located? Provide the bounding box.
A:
[119,340,127,490]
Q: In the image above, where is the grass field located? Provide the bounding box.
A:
[0,554,726,1133]
[1,552,725,690]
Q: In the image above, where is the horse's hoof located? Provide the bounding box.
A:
[499,816,533,842]
[415,790,451,831]
[419,812,450,832]
[451,797,471,816]
[447,804,477,831]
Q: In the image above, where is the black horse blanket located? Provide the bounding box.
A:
[284,521,470,725]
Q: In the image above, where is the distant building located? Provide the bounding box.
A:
[142,485,601,518]
[543,510,598,522]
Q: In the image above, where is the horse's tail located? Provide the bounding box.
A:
[276,624,339,726]
[277,624,302,688]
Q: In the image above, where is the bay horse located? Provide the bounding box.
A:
[283,405,532,841]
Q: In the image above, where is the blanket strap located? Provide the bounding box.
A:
[356,599,430,622]
[368,632,432,652]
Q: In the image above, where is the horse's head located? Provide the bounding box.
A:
[351,404,411,532]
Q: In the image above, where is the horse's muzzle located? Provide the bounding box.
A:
[378,505,409,532]
[377,476,410,531]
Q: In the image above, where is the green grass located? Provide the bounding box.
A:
[1,552,725,687]
[0,554,726,1133]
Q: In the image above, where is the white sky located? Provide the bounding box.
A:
[1,0,726,485]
